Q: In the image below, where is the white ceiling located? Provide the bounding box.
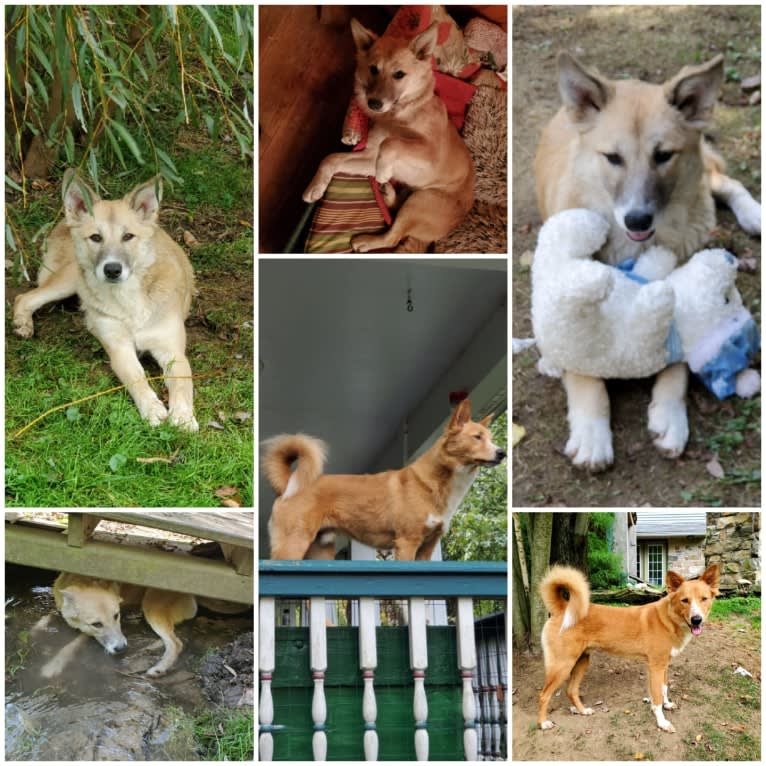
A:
[258,257,507,555]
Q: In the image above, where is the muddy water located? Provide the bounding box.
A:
[5,565,253,761]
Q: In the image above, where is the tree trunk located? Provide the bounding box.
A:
[550,513,590,571]
[528,513,553,655]
[511,517,530,650]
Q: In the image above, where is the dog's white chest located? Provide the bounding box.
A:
[443,465,479,531]
[671,631,693,657]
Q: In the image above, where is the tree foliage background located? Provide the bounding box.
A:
[5,5,253,188]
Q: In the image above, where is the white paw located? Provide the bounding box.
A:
[733,196,761,235]
[40,659,62,679]
[168,409,199,432]
[565,414,613,471]
[141,398,169,427]
[13,316,34,339]
[570,706,593,715]
[648,398,688,457]
[658,720,676,733]
[663,701,677,710]
[540,720,555,730]
[351,235,373,253]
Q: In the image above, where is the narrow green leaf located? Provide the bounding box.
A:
[30,41,54,78]
[196,6,224,54]
[71,79,87,132]
[110,119,144,164]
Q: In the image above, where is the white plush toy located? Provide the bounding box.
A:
[532,208,760,399]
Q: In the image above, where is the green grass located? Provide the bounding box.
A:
[194,709,254,761]
[711,596,761,628]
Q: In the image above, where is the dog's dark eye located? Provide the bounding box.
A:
[474,434,482,441]
[393,70,405,80]
[654,149,675,165]
[91,621,103,628]
[370,65,378,76]
[603,152,624,167]
[681,598,689,604]
[90,234,103,243]
[122,233,135,242]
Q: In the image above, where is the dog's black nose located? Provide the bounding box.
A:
[690,615,702,626]
[496,449,507,462]
[624,209,654,232]
[103,262,122,281]
[367,98,383,112]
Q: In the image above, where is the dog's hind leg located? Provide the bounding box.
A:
[709,166,761,236]
[351,189,467,253]
[566,653,594,715]
[538,657,578,730]
[141,589,197,677]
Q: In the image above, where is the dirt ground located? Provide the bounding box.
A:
[512,5,761,507]
[512,612,761,761]
[200,631,254,708]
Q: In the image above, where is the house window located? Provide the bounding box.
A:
[647,543,665,585]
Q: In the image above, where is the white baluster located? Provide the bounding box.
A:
[456,597,478,761]
[259,597,275,761]
[358,597,379,761]
[408,597,429,761]
[487,635,502,759]
[310,597,328,760]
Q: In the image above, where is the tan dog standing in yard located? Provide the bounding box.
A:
[534,52,761,471]
[262,399,505,560]
[13,170,198,431]
[538,563,720,733]
[303,19,475,253]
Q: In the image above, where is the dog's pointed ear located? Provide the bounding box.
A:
[665,570,684,593]
[557,51,614,124]
[448,399,472,430]
[62,170,99,223]
[700,563,721,594]
[664,55,723,128]
[350,18,377,52]
[479,413,494,427]
[127,176,162,223]
[410,21,439,61]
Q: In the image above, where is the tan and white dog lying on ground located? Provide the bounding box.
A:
[35,573,245,679]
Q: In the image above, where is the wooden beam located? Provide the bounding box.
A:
[67,513,99,547]
[6,525,253,604]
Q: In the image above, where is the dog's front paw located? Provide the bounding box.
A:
[569,706,594,716]
[539,720,555,730]
[12,297,34,338]
[565,415,613,471]
[145,664,168,678]
[303,179,328,203]
[342,128,362,146]
[168,408,199,432]
[658,720,676,733]
[663,701,677,710]
[648,399,688,458]
[140,398,169,427]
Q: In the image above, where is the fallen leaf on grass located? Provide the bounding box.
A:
[214,486,239,498]
[221,498,241,507]
[705,457,725,479]
[183,230,200,248]
[207,419,225,430]
[512,422,526,447]
[136,448,181,465]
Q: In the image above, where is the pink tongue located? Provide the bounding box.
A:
[627,229,653,242]
[692,625,702,636]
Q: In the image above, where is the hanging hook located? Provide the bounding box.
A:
[406,287,414,313]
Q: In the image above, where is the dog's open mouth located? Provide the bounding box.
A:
[689,622,703,636]
[626,229,655,242]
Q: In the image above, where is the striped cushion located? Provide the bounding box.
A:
[305,173,387,254]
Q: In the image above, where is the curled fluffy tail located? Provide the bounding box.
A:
[261,433,327,497]
[539,565,590,629]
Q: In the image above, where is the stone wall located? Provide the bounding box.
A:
[666,538,706,579]
[705,512,760,593]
